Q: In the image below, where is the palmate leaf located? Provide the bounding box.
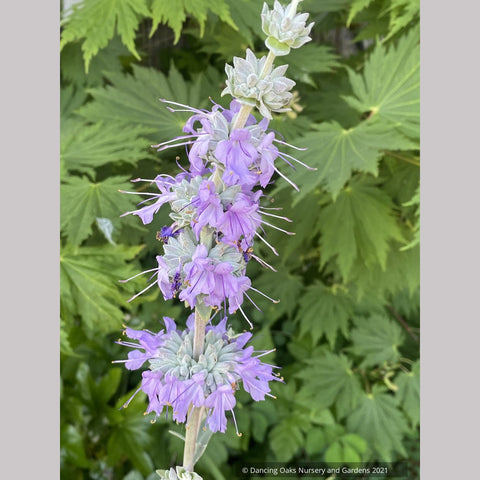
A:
[225,0,264,46]
[61,36,130,88]
[275,44,340,86]
[60,244,144,334]
[61,176,140,246]
[296,352,363,419]
[347,385,409,461]
[349,242,420,300]
[77,64,207,143]
[61,120,150,177]
[347,0,375,26]
[269,416,305,462]
[287,120,416,201]
[343,28,420,140]
[317,177,404,280]
[60,0,150,72]
[385,0,420,41]
[348,314,405,368]
[294,281,353,347]
[396,360,420,428]
[150,0,236,43]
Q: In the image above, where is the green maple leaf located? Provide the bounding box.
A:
[269,417,304,462]
[347,385,409,461]
[385,0,420,41]
[60,0,150,72]
[347,0,375,26]
[348,314,405,368]
[276,44,340,86]
[343,28,420,139]
[61,120,150,177]
[295,282,353,347]
[60,244,144,334]
[396,360,420,428]
[317,177,404,280]
[150,0,236,43]
[296,352,363,419]
[287,120,416,200]
[60,176,139,246]
[349,242,420,300]
[77,64,208,143]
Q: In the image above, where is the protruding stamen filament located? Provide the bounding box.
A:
[259,210,293,222]
[238,305,254,330]
[261,220,296,235]
[119,268,158,283]
[254,231,279,256]
[127,280,158,303]
[249,286,280,304]
[273,166,299,191]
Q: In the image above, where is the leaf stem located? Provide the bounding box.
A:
[383,150,420,167]
[386,305,419,343]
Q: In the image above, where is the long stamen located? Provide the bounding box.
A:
[131,174,175,183]
[159,99,206,114]
[119,190,163,196]
[259,210,292,222]
[127,280,159,303]
[249,286,280,304]
[151,134,203,149]
[253,348,277,358]
[261,219,296,235]
[251,253,278,272]
[121,386,142,409]
[155,140,196,152]
[230,408,242,437]
[119,267,159,283]
[254,231,279,256]
[273,166,299,191]
[244,292,262,312]
[237,305,254,330]
[278,151,316,171]
[273,138,308,151]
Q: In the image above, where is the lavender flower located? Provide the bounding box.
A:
[116,317,281,433]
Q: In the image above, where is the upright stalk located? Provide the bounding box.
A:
[183,306,211,471]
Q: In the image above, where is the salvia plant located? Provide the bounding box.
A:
[114,1,315,476]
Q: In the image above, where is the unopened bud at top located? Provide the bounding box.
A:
[261,0,314,56]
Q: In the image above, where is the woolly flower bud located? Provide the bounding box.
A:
[222,49,295,119]
[261,0,314,56]
[156,466,203,480]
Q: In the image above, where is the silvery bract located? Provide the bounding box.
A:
[156,466,203,480]
[261,0,314,56]
[221,49,296,119]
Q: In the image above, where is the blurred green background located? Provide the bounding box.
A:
[60,0,420,478]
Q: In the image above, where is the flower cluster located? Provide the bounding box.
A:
[261,0,314,56]
[121,98,313,322]
[115,316,280,433]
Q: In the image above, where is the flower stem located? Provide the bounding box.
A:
[182,301,212,471]
[182,406,204,472]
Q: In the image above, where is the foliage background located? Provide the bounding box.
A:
[60,0,420,478]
